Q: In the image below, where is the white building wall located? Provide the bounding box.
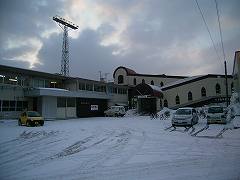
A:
[163,77,233,108]
[114,68,129,85]
[41,96,57,120]
[114,67,184,87]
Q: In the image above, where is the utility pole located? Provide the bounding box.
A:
[224,61,229,106]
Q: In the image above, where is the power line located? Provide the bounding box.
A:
[214,0,226,62]
[194,0,221,62]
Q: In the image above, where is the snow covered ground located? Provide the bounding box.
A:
[0,115,240,180]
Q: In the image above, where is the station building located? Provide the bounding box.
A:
[113,66,233,112]
[0,65,128,119]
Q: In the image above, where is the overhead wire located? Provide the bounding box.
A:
[194,0,221,63]
[214,0,226,62]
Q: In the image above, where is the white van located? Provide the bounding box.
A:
[104,106,126,117]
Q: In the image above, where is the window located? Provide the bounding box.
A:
[86,84,93,91]
[2,101,9,111]
[133,78,136,85]
[160,82,164,87]
[188,91,193,101]
[151,80,154,85]
[201,87,206,97]
[9,101,16,111]
[215,83,221,94]
[142,79,145,84]
[67,98,75,107]
[94,85,106,92]
[176,95,180,105]
[164,99,168,107]
[118,75,124,84]
[57,98,66,107]
[79,83,86,90]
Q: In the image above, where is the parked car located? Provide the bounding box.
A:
[18,111,44,126]
[206,106,227,124]
[172,107,198,127]
[104,106,126,117]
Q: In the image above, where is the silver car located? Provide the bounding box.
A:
[172,107,198,127]
[206,106,227,124]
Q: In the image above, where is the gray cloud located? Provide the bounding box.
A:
[0,0,239,80]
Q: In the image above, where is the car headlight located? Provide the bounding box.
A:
[27,118,33,121]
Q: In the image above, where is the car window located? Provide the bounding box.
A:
[176,109,191,115]
[27,111,40,117]
[208,107,223,113]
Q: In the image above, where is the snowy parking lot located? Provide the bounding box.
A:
[0,115,240,180]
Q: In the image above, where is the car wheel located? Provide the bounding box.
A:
[40,121,44,126]
[115,113,118,117]
[191,120,193,126]
[26,120,31,127]
[18,119,22,126]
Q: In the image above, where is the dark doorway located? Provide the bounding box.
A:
[138,97,156,114]
[76,98,108,117]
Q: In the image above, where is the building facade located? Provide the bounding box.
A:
[113,66,233,111]
[0,65,128,119]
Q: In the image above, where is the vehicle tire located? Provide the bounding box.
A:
[190,120,193,127]
[26,120,31,127]
[40,121,44,126]
[115,113,118,117]
[18,119,22,126]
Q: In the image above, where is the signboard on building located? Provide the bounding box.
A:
[91,105,98,111]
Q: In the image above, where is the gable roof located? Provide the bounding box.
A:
[113,66,186,79]
[161,74,233,91]
[113,66,137,78]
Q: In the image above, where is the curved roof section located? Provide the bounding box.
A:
[132,83,163,98]
[113,66,137,78]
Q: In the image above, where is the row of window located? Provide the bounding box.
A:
[118,75,165,86]
[174,85,226,105]
[162,84,232,107]
[57,98,76,108]
[0,75,60,88]
[79,82,127,94]
[0,100,28,112]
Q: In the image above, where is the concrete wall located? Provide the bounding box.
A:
[57,107,77,119]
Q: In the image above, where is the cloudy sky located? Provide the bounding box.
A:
[0,0,239,81]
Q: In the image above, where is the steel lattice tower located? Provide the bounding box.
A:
[53,15,78,76]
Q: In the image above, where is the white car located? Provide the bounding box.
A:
[172,107,198,127]
[207,106,227,124]
[104,106,126,117]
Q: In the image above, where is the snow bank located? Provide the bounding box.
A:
[226,92,240,128]
[157,107,175,120]
[124,109,138,117]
